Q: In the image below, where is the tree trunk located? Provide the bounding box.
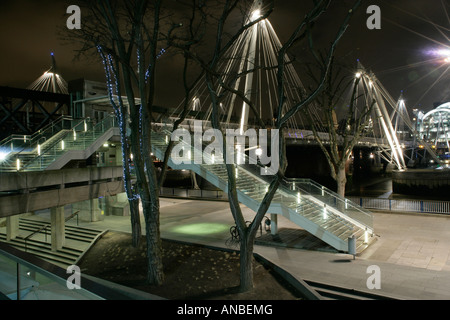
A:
[239,231,254,292]
[336,165,347,198]
[129,198,141,247]
[143,198,164,285]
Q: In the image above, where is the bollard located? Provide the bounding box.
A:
[348,235,356,260]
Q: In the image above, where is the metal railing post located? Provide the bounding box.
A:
[16,263,20,300]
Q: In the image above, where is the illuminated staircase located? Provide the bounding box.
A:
[150,128,376,254]
[0,116,119,172]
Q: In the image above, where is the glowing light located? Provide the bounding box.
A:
[0,152,8,162]
[37,144,41,156]
[251,9,262,22]
[61,141,65,150]
[16,159,20,171]
[437,49,450,57]
[103,143,109,148]
[364,230,369,243]
[255,147,263,157]
[172,223,229,236]
[323,205,328,219]
[297,192,301,204]
[355,72,362,79]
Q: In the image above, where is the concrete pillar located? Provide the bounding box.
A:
[72,199,104,222]
[6,215,19,241]
[105,193,129,216]
[270,214,278,236]
[51,206,65,251]
[115,144,123,166]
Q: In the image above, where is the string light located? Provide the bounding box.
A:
[98,45,140,202]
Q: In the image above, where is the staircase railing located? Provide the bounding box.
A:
[21,115,117,171]
[0,115,77,153]
[23,211,80,252]
[0,116,87,172]
[283,178,374,233]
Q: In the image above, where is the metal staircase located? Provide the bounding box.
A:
[150,126,376,254]
[0,115,119,172]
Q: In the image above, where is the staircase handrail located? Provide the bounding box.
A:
[0,115,75,151]
[21,115,116,171]
[23,212,80,251]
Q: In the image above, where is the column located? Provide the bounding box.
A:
[51,206,65,251]
[105,193,130,216]
[270,214,278,236]
[6,215,19,241]
[72,199,104,222]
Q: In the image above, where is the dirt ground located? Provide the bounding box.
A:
[78,231,303,300]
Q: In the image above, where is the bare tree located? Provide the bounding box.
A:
[64,0,206,285]
[304,58,376,197]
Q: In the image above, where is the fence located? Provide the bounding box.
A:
[347,197,450,215]
[160,187,450,215]
[160,187,228,200]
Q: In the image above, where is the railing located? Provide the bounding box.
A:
[0,116,87,172]
[164,186,450,216]
[23,212,80,252]
[0,115,77,153]
[0,241,144,300]
[22,115,118,171]
[284,178,374,232]
[348,197,450,215]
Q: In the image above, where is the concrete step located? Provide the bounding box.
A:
[0,234,81,266]
[19,219,102,243]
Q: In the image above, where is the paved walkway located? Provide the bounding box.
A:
[61,196,450,300]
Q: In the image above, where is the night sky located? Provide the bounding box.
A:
[0,0,448,113]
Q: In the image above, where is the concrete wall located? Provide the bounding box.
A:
[393,169,450,197]
[0,167,125,217]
